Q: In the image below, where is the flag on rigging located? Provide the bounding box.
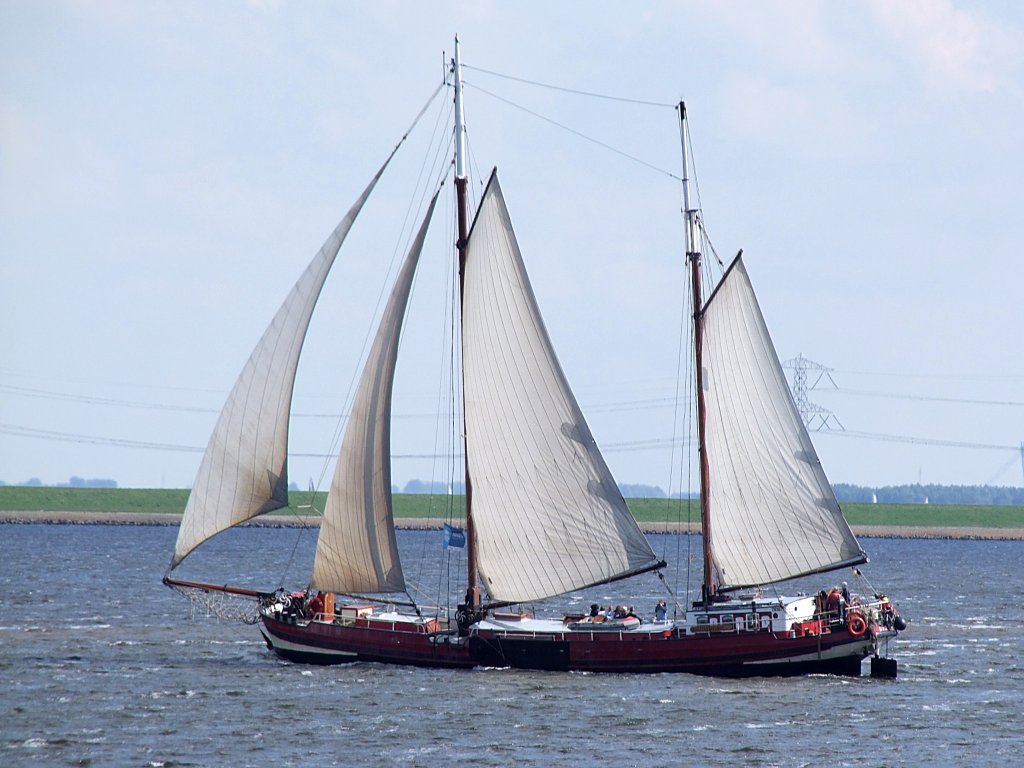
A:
[443,523,466,549]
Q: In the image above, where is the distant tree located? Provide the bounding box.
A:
[834,482,1024,506]
[403,479,450,494]
[618,483,667,499]
[401,479,465,495]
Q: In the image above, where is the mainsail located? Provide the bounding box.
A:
[171,157,394,568]
[311,191,440,595]
[700,256,866,590]
[462,172,661,604]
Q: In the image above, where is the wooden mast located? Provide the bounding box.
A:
[678,102,715,604]
[452,36,480,616]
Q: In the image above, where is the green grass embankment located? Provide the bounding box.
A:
[1,487,1022,529]
[0,487,461,519]
[626,497,1024,529]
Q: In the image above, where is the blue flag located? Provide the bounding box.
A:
[442,523,466,549]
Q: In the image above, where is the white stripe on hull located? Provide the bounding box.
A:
[746,637,874,666]
[260,626,357,659]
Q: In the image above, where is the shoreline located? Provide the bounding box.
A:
[1,510,1022,540]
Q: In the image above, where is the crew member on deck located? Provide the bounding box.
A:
[307,591,325,619]
[655,599,667,622]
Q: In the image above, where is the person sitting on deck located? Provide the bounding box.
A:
[589,604,600,618]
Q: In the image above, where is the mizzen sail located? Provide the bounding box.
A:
[700,256,866,590]
[171,159,393,569]
[462,172,660,604]
[311,191,439,595]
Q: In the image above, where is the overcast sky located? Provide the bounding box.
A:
[2,1,1022,492]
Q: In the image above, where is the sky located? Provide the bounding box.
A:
[2,1,1022,493]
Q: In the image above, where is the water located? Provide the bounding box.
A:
[1,524,1021,767]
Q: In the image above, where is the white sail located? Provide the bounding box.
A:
[311,192,439,595]
[171,160,392,568]
[700,256,866,590]
[462,172,661,604]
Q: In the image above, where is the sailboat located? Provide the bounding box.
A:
[164,38,905,677]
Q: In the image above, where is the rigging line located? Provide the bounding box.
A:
[461,63,677,108]
[464,81,682,182]
[681,110,724,271]
[421,159,458,618]
[663,243,690,566]
[699,217,725,270]
[314,91,453,498]
[398,81,447,146]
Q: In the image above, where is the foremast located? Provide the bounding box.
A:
[452,36,482,622]
[678,102,716,605]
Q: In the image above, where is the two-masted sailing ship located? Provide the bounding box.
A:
[164,39,905,677]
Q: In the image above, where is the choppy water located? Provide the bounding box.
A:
[1,524,1021,767]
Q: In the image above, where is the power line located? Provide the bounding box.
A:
[0,383,219,414]
[0,424,202,453]
[818,429,1018,452]
[0,423,462,461]
[826,387,1024,408]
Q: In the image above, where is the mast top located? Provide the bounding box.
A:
[453,35,468,181]
[677,101,699,262]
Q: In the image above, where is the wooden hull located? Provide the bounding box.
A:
[470,625,874,677]
[260,615,881,677]
[260,614,476,669]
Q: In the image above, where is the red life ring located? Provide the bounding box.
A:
[847,611,867,636]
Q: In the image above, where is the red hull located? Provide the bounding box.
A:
[470,625,874,677]
[260,615,476,669]
[260,615,880,677]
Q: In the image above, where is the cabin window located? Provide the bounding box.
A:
[760,614,771,631]
[734,615,746,631]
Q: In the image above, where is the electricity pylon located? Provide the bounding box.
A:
[782,353,844,431]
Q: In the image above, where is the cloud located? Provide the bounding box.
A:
[867,0,1023,94]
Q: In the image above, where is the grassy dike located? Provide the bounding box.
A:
[1,486,1023,531]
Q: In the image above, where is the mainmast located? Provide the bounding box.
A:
[678,102,715,604]
[452,36,480,616]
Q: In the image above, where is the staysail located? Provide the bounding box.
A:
[171,157,394,569]
[462,171,661,604]
[700,256,866,590]
[311,191,440,595]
